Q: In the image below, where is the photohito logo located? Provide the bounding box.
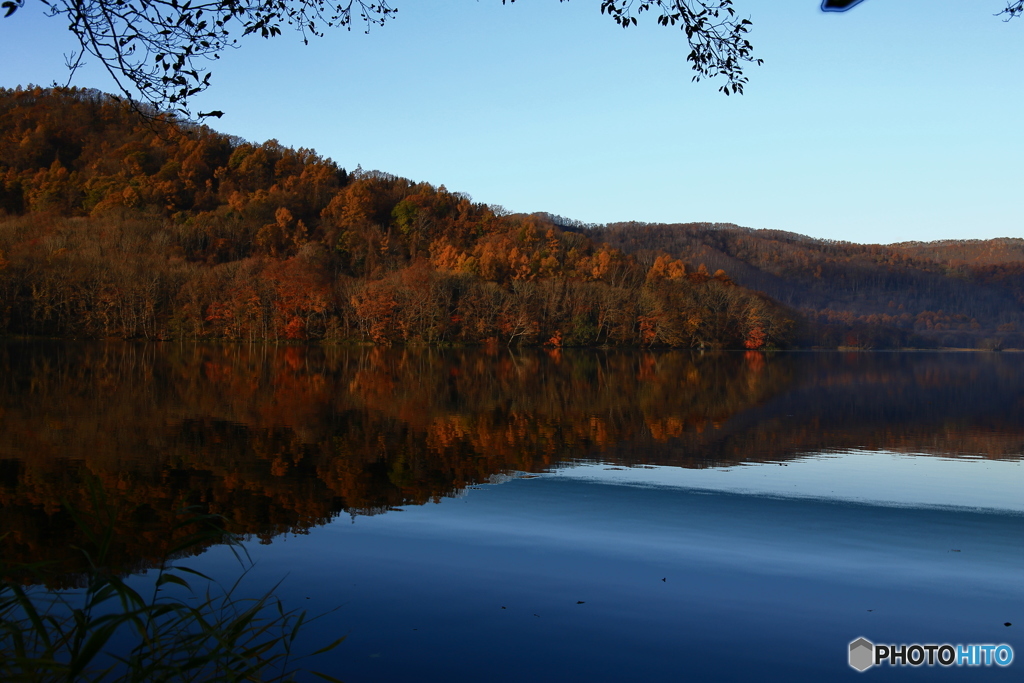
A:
[848,637,1014,672]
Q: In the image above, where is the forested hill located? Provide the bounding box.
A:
[1,87,1020,350]
[0,87,789,348]
[587,223,1024,349]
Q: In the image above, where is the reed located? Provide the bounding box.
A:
[0,490,343,682]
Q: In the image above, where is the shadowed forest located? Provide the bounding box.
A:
[2,342,1023,583]
[588,222,1024,349]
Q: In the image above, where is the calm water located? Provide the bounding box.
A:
[1,343,1021,680]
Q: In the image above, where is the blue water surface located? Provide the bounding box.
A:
[185,453,1023,682]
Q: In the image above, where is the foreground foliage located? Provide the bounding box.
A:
[0,494,342,682]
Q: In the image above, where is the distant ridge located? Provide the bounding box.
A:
[589,222,1024,349]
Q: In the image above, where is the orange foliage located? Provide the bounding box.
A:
[0,87,794,349]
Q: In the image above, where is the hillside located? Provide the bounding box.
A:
[0,87,788,349]
[587,222,1024,349]
[2,86,1021,350]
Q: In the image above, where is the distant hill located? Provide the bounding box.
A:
[585,222,1024,349]
[895,238,1024,265]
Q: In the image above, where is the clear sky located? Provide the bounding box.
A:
[2,1,1022,244]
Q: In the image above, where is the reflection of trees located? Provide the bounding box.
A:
[604,351,1024,467]
[0,343,789,578]
[1,343,1023,581]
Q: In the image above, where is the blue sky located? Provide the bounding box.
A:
[2,1,1022,243]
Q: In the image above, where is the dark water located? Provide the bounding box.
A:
[1,343,1021,680]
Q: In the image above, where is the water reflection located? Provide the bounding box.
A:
[263,474,1019,682]
[1,343,1022,580]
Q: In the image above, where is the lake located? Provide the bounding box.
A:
[1,343,1021,680]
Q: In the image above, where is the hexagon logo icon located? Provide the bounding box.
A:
[849,637,875,672]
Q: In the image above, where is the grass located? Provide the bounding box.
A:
[0,490,343,682]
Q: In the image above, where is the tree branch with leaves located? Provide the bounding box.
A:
[3,0,397,118]
[2,0,1020,119]
[3,0,762,118]
[591,1,759,95]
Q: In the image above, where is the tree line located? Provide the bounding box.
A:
[0,87,791,349]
